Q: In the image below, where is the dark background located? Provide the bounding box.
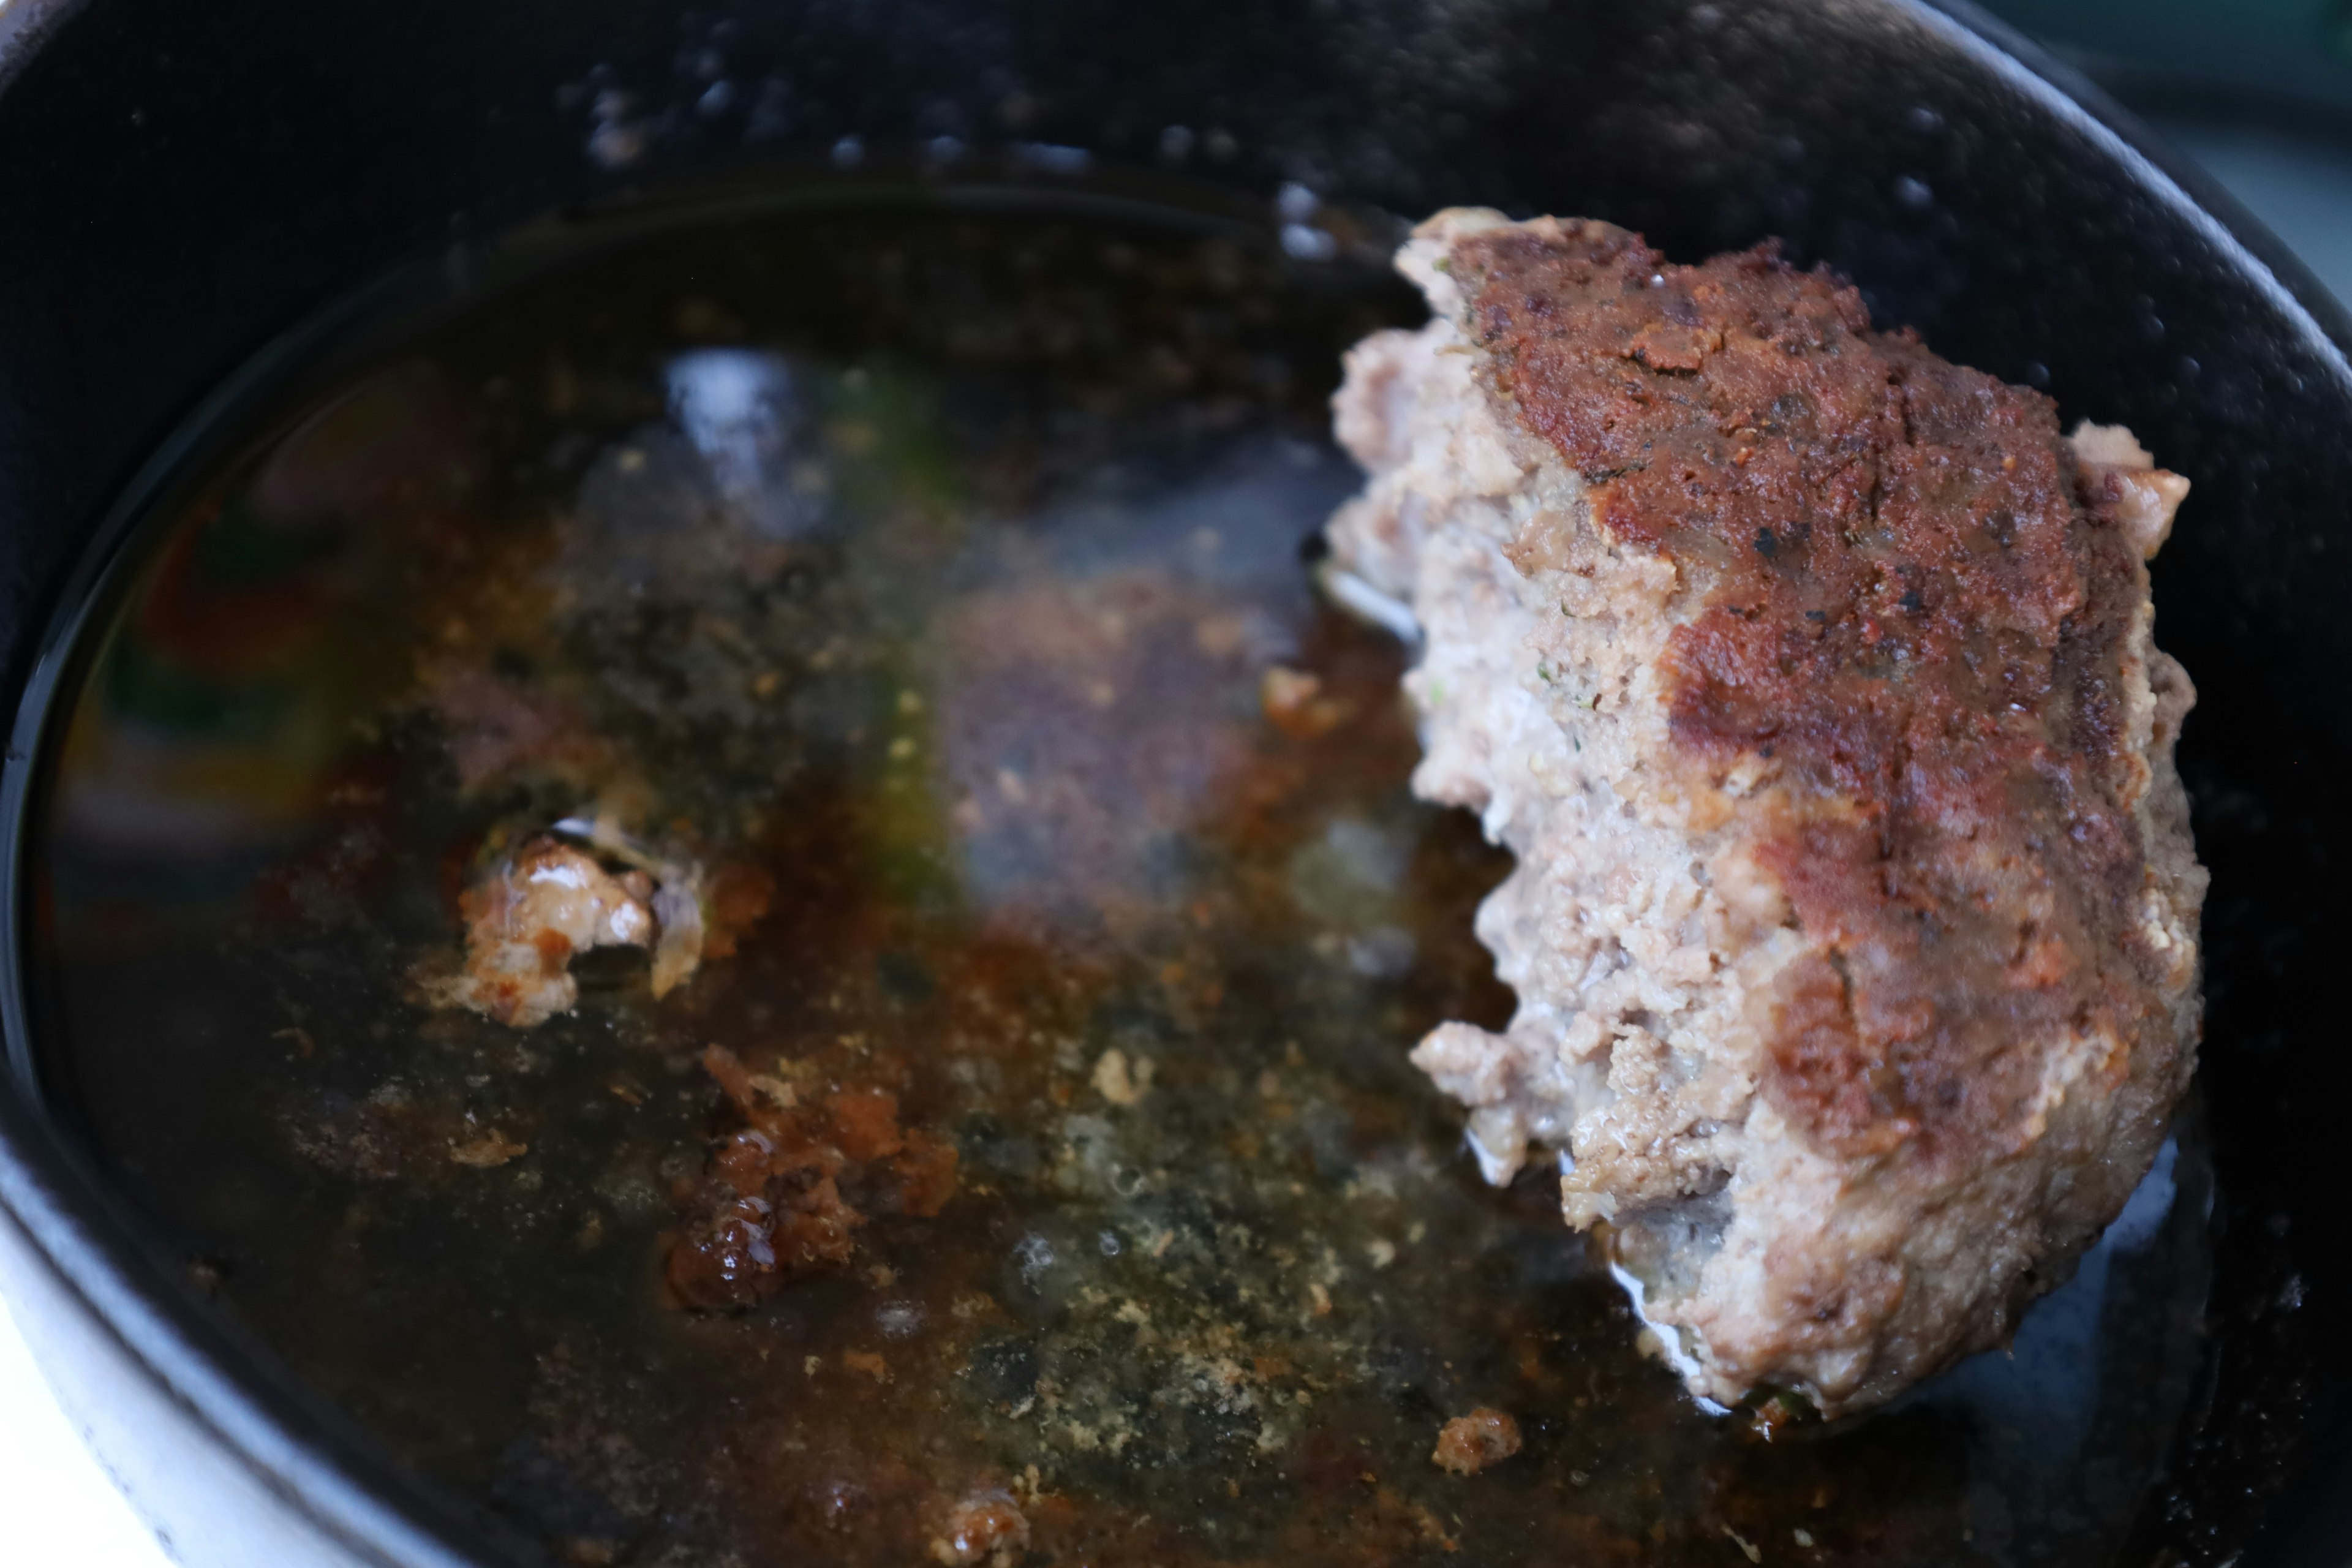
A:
[1986,0,2352,304]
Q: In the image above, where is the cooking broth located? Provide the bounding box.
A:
[20,179,2213,1568]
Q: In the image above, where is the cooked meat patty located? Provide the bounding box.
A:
[1326,209,2206,1417]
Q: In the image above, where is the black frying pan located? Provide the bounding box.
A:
[0,2,2346,1564]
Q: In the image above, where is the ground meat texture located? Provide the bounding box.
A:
[1432,1408,1523,1474]
[425,839,657,1029]
[1325,210,2205,1417]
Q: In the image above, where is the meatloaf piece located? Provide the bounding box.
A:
[1325,210,2205,1417]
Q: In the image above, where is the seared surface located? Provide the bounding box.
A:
[1466,224,2178,1163]
[1329,211,2206,1414]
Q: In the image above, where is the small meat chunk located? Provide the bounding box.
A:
[1431,1408,1523,1474]
[429,838,657,1028]
[666,1046,960,1310]
[930,1490,1030,1566]
[426,831,720,1029]
[1326,211,2206,1416]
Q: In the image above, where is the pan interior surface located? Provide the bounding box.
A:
[13,176,2222,1568]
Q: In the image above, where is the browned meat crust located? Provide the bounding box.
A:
[1457,223,2178,1164]
[1327,210,2204,1415]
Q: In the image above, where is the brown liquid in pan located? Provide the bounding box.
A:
[24,186,2211,1568]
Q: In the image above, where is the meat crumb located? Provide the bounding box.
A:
[1431,1408,1521,1474]
[930,1490,1030,1566]
[1091,1047,1152,1106]
[425,827,742,1029]
[665,1046,960,1309]
[426,838,654,1028]
[448,1131,529,1168]
[1260,665,1346,736]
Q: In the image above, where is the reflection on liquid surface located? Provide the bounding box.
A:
[26,190,2211,1568]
